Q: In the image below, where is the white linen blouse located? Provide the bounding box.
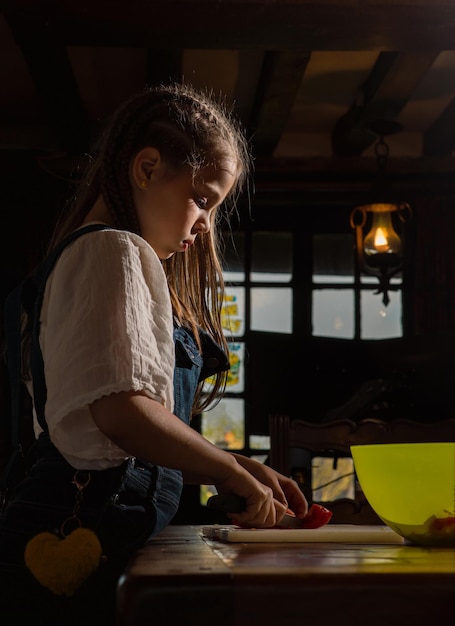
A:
[35,227,175,469]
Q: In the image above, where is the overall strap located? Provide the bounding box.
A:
[3,224,112,449]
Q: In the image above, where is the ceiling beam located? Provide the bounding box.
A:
[249,51,311,156]
[3,1,455,50]
[424,97,455,156]
[252,156,455,200]
[332,51,439,156]
[6,13,89,154]
[254,156,455,177]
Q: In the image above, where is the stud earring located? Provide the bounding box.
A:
[139,180,148,189]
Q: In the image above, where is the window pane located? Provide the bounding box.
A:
[200,484,217,506]
[251,231,292,282]
[249,435,270,450]
[203,341,245,393]
[312,457,355,502]
[201,397,244,449]
[314,274,353,284]
[222,231,245,281]
[221,287,245,337]
[226,342,245,392]
[312,289,354,338]
[361,273,402,285]
[313,234,354,282]
[360,290,402,339]
[251,287,292,333]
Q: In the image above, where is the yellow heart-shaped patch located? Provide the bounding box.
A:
[24,528,102,596]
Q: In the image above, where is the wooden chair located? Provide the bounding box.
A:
[268,415,455,524]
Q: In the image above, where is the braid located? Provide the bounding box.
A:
[100,94,157,233]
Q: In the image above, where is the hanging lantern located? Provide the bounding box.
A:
[350,202,412,306]
[350,121,413,307]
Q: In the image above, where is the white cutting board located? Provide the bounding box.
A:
[201,524,404,544]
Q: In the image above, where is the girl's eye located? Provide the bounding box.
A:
[195,196,208,209]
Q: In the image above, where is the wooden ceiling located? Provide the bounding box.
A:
[2,0,455,195]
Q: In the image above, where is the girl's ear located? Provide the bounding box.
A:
[131,147,161,190]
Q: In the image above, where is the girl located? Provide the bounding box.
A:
[0,82,308,625]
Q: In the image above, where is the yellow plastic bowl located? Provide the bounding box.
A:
[351,442,455,546]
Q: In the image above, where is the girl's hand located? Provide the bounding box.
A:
[213,455,308,528]
[213,468,288,528]
[231,453,309,519]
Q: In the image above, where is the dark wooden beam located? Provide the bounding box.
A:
[250,156,455,208]
[5,13,89,154]
[249,51,311,156]
[231,50,265,128]
[3,1,455,50]
[424,97,455,156]
[253,156,455,196]
[332,51,439,156]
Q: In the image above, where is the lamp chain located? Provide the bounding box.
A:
[375,134,389,173]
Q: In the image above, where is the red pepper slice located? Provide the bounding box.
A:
[297,503,333,529]
[233,503,333,530]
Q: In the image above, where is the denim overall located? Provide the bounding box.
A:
[0,321,227,560]
[0,225,229,624]
[0,323,227,625]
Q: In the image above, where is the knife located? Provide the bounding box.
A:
[206,493,306,528]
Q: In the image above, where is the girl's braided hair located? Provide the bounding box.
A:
[48,82,253,414]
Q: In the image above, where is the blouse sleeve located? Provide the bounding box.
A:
[39,229,175,466]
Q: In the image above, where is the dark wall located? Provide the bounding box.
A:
[247,332,455,431]
[0,151,71,310]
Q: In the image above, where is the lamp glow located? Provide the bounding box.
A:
[363,204,401,256]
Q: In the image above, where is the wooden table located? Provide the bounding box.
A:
[115,524,455,626]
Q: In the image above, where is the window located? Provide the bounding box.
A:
[312,232,403,340]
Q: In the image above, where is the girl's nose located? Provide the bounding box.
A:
[193,215,211,234]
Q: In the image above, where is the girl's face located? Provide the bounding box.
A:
[132,149,237,259]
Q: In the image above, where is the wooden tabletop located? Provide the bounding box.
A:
[116,524,455,626]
